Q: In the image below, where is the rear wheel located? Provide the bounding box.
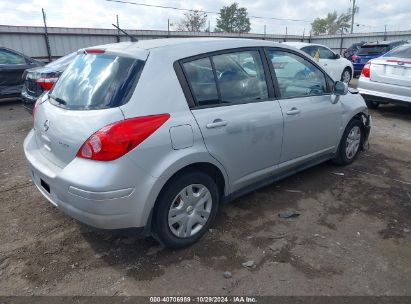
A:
[341,68,352,83]
[333,118,363,166]
[365,100,380,109]
[152,171,219,248]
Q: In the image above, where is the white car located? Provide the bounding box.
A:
[284,42,354,83]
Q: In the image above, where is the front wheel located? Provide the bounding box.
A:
[333,119,363,166]
[152,171,219,248]
[341,68,352,83]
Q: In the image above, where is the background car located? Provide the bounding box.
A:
[24,39,370,248]
[284,42,353,83]
[21,52,76,113]
[358,43,411,109]
[343,41,366,61]
[0,47,43,100]
[352,40,407,76]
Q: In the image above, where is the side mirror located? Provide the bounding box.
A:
[334,81,348,96]
[334,53,341,59]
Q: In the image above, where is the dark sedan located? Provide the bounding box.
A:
[21,52,76,112]
[0,47,44,100]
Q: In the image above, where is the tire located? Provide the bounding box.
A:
[333,118,364,166]
[341,68,352,83]
[365,100,380,109]
[152,171,219,248]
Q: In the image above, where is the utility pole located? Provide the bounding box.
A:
[264,25,266,40]
[384,24,387,41]
[167,19,170,38]
[302,28,305,42]
[42,8,52,62]
[284,26,287,42]
[350,0,356,34]
[116,15,120,42]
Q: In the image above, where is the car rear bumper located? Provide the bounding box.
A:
[358,77,411,105]
[23,129,158,231]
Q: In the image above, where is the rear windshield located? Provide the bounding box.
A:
[50,53,144,110]
[383,45,411,59]
[46,52,77,68]
[358,45,389,55]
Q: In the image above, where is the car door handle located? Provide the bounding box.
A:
[286,108,301,115]
[206,119,227,129]
[323,63,328,66]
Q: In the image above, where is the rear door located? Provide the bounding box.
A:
[0,49,32,96]
[369,45,411,87]
[181,49,284,192]
[267,48,342,166]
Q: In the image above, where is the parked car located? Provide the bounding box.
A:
[284,42,353,83]
[358,43,411,108]
[21,52,76,113]
[24,38,371,248]
[352,40,407,76]
[343,41,366,61]
[0,47,43,99]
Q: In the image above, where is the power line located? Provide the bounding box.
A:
[104,0,312,23]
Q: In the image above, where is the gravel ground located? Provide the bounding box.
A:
[0,96,410,296]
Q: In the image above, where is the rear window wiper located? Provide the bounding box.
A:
[49,94,67,105]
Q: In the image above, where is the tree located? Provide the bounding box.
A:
[215,3,251,33]
[311,11,352,35]
[177,10,207,32]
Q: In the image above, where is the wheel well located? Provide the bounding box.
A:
[155,162,226,206]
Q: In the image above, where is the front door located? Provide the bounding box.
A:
[267,49,343,165]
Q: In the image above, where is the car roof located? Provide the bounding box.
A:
[84,38,287,60]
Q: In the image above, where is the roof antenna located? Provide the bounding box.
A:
[112,23,138,42]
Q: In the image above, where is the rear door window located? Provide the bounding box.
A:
[50,53,144,110]
[212,51,268,104]
[182,50,268,107]
[183,58,219,106]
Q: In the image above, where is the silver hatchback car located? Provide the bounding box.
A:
[24,38,371,248]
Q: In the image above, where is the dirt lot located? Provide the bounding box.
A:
[0,96,411,296]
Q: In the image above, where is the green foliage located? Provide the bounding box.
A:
[311,11,352,35]
[215,3,251,33]
[177,10,208,32]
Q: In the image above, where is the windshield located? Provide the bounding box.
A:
[50,53,144,110]
[383,44,411,59]
[358,45,389,55]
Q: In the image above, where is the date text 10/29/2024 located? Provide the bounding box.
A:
[150,296,258,303]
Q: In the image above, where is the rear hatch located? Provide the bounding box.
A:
[370,45,411,87]
[33,50,146,168]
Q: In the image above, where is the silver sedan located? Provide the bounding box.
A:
[358,44,411,108]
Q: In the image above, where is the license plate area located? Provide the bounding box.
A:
[41,179,50,193]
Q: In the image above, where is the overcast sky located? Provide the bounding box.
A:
[1,0,410,35]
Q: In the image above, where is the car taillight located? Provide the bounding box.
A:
[352,55,359,62]
[77,114,170,161]
[35,77,59,91]
[361,61,371,78]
